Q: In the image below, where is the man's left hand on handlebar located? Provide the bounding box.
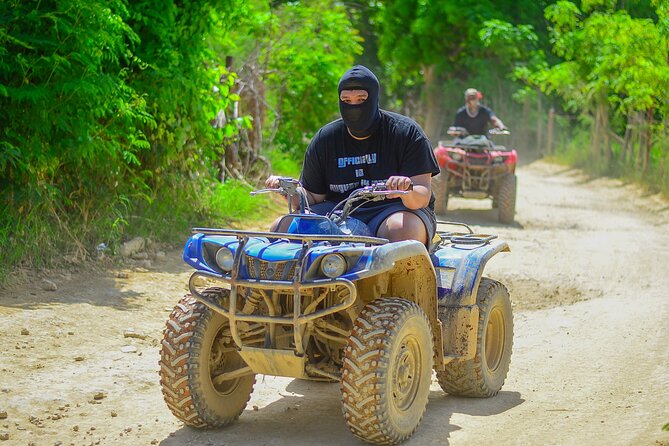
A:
[385,176,413,200]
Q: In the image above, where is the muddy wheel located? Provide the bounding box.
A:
[497,174,517,224]
[341,298,434,445]
[159,288,255,427]
[432,170,449,216]
[436,278,513,397]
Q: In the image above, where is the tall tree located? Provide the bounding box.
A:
[223,0,363,161]
[539,1,669,167]
[374,0,553,143]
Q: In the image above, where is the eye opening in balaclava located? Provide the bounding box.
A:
[338,65,381,138]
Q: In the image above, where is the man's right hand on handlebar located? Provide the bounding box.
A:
[265,175,299,190]
[264,175,281,190]
[263,175,326,209]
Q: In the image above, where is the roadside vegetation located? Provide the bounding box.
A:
[2,0,668,284]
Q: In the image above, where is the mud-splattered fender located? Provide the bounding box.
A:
[354,240,434,278]
[349,240,446,367]
[431,239,510,361]
[431,239,510,307]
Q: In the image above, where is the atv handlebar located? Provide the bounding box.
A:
[252,177,310,214]
[328,183,412,223]
[252,179,412,222]
[447,126,511,137]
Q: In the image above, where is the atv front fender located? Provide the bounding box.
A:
[351,240,445,368]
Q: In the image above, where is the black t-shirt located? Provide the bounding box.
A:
[454,105,495,135]
[300,110,440,209]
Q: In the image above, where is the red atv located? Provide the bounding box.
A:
[432,126,517,223]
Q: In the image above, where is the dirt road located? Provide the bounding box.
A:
[1,160,668,445]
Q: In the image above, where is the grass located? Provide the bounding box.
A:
[549,128,669,197]
[266,149,302,178]
[0,171,289,286]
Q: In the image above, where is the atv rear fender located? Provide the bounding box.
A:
[431,238,510,360]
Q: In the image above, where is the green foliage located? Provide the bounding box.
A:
[375,0,553,86]
[266,150,302,178]
[124,0,247,173]
[131,176,272,241]
[0,0,254,281]
[266,1,362,156]
[226,0,362,157]
[1,0,151,186]
[535,0,669,192]
[541,2,669,115]
[0,0,153,277]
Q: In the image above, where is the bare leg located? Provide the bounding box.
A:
[269,215,293,232]
[376,211,428,246]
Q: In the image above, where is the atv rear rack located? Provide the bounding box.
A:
[435,220,498,248]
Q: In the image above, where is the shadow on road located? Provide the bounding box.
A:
[0,249,188,311]
[411,390,524,444]
[438,206,524,230]
[0,274,145,310]
[159,380,524,446]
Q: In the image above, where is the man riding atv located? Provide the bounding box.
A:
[454,88,507,136]
[431,88,517,223]
[266,65,440,247]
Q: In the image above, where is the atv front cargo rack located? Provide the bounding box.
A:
[188,227,384,355]
[191,227,389,246]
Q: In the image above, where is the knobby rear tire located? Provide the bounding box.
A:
[497,174,517,224]
[436,278,513,397]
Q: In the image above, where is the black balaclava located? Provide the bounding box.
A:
[338,65,381,138]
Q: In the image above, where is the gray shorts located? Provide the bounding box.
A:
[310,201,436,242]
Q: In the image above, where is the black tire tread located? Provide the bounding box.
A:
[159,287,255,427]
[341,298,433,445]
[497,174,517,224]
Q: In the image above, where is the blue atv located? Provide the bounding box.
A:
[159,178,513,445]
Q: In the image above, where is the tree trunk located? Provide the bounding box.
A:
[546,107,555,155]
[521,95,530,153]
[661,119,668,181]
[422,64,445,145]
[621,114,632,164]
[636,112,644,171]
[644,108,654,172]
[591,107,601,160]
[601,105,612,163]
[536,88,543,154]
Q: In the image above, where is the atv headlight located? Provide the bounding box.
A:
[451,152,463,162]
[215,247,234,271]
[492,155,504,164]
[320,254,347,278]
